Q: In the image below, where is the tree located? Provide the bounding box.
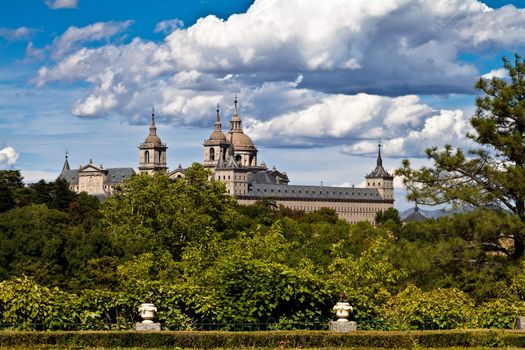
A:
[0,170,24,212]
[375,208,401,226]
[100,163,237,258]
[397,55,525,258]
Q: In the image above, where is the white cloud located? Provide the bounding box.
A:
[44,0,78,9]
[155,19,184,34]
[245,92,471,157]
[29,0,525,157]
[51,20,133,59]
[0,147,20,169]
[35,0,525,100]
[0,27,33,41]
[482,68,508,79]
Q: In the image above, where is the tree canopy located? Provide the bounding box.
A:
[397,55,525,258]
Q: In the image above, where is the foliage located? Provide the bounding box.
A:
[475,298,525,329]
[375,208,401,226]
[0,276,57,329]
[397,55,525,257]
[180,222,333,325]
[100,164,237,259]
[386,285,475,330]
[328,237,407,320]
[2,330,525,348]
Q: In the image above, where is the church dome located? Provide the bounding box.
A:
[230,131,255,149]
[145,134,162,144]
[209,130,227,141]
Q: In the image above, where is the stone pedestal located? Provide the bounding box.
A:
[329,320,357,333]
[515,317,525,330]
[135,322,161,331]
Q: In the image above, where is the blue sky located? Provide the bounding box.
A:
[1,0,525,209]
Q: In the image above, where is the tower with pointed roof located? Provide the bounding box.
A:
[61,150,70,173]
[203,104,230,169]
[365,141,394,200]
[228,96,257,167]
[138,108,168,174]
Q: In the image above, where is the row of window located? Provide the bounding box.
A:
[255,187,381,197]
[287,205,382,213]
[216,174,247,181]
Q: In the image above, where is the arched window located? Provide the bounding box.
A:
[210,148,215,161]
[235,154,241,163]
[145,151,150,163]
[157,150,162,163]
[249,155,254,166]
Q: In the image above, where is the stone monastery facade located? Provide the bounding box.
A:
[58,97,394,223]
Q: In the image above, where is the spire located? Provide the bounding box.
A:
[214,103,222,131]
[61,149,70,172]
[377,139,383,167]
[230,95,242,132]
[366,138,392,179]
[149,107,157,136]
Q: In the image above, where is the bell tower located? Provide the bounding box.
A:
[203,104,230,169]
[365,141,394,200]
[138,108,168,174]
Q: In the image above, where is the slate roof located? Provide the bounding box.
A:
[402,209,428,223]
[366,143,393,179]
[58,168,135,185]
[242,183,388,201]
[247,169,289,185]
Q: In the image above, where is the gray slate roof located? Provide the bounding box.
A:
[248,170,288,185]
[243,183,386,201]
[58,168,135,185]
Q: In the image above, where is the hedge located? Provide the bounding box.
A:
[1,330,525,348]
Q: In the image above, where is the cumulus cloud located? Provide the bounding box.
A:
[51,20,133,59]
[246,92,471,157]
[29,0,525,155]
[0,147,20,169]
[0,27,34,41]
[44,0,78,9]
[155,19,184,34]
[35,1,525,99]
[482,68,508,79]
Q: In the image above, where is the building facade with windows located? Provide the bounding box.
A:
[58,98,394,223]
[178,97,394,224]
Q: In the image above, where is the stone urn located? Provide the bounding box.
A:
[138,303,157,324]
[333,301,353,322]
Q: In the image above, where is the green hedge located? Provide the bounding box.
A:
[1,330,525,348]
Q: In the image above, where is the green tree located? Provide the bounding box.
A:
[375,208,401,226]
[100,163,236,258]
[0,170,24,212]
[397,55,525,257]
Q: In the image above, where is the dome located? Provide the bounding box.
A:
[230,131,255,149]
[209,130,227,141]
[144,134,162,144]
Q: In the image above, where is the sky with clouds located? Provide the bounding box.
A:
[1,0,524,209]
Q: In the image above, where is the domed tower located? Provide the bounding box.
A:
[203,104,230,169]
[365,141,394,200]
[138,108,168,174]
[228,96,257,167]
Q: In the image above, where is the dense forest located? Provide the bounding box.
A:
[0,165,524,330]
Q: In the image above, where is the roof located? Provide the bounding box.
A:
[58,167,135,185]
[229,131,255,150]
[248,169,289,185]
[402,209,428,223]
[143,109,163,145]
[242,183,387,201]
[366,143,393,179]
